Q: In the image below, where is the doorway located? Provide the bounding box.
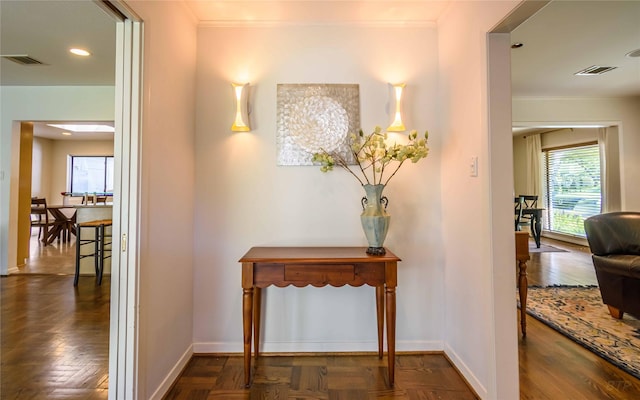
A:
[1,1,142,398]
[493,0,638,397]
[17,120,115,275]
[512,123,622,246]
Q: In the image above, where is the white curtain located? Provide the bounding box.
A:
[598,128,608,213]
[598,127,621,212]
[525,133,542,199]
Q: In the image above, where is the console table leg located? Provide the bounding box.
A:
[243,287,254,387]
[376,286,384,359]
[385,286,396,386]
[254,287,262,359]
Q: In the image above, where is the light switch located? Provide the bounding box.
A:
[470,156,478,177]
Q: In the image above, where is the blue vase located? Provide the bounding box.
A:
[360,184,390,255]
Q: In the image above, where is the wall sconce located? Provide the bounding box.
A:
[231,82,250,132]
[387,83,406,132]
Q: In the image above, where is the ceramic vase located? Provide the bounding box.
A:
[360,184,390,255]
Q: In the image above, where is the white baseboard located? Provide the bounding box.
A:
[193,339,443,354]
[149,344,193,400]
[444,342,488,399]
[542,231,589,247]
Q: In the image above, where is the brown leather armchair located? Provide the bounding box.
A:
[584,211,640,319]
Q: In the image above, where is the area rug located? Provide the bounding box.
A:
[524,286,640,379]
[528,243,567,253]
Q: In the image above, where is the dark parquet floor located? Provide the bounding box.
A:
[163,353,478,400]
[1,275,110,399]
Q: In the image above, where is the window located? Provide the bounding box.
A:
[543,143,601,238]
[70,156,114,193]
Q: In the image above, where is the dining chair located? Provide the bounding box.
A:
[82,194,108,205]
[514,196,524,231]
[30,197,50,245]
[517,195,538,231]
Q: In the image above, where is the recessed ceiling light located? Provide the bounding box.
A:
[47,124,114,133]
[61,132,72,136]
[511,43,524,49]
[626,48,640,58]
[69,48,91,56]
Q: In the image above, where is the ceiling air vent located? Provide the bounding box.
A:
[574,65,617,76]
[1,55,46,65]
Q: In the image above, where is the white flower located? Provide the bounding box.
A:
[313,126,429,186]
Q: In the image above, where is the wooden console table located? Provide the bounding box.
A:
[239,247,401,387]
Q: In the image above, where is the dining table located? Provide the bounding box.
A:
[522,208,544,248]
[46,205,77,244]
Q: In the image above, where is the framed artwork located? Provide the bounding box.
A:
[276,83,360,166]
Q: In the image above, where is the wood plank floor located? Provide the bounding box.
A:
[524,238,598,287]
[3,236,640,399]
[518,238,640,399]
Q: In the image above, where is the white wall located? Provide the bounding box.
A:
[31,137,53,200]
[0,86,115,274]
[513,96,640,210]
[125,1,197,398]
[32,138,114,204]
[193,23,443,355]
[438,2,520,399]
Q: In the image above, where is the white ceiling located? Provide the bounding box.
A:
[184,0,450,24]
[32,121,115,141]
[1,1,638,140]
[510,0,640,98]
[0,0,118,141]
[0,0,117,86]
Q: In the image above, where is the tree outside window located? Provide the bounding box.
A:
[544,143,601,238]
[70,156,114,193]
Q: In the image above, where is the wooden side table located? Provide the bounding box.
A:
[239,247,401,387]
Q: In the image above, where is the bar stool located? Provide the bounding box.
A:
[74,219,112,286]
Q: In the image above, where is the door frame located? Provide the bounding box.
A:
[103,1,143,398]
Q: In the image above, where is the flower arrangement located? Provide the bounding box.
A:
[312,126,429,186]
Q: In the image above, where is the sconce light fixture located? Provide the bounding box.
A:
[387,83,406,132]
[231,82,250,132]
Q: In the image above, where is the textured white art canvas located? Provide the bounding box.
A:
[276,84,360,166]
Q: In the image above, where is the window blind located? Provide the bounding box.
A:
[544,143,601,238]
[70,156,114,193]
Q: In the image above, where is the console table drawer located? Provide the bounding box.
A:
[252,262,386,287]
[285,264,355,282]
